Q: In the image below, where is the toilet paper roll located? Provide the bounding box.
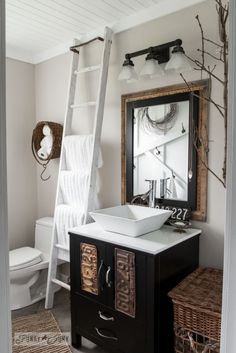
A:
[40,135,53,148]
[46,145,52,155]
[42,124,51,136]
[37,147,49,160]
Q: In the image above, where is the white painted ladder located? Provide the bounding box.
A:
[45,27,113,309]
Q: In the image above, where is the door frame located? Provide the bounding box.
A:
[0,0,12,352]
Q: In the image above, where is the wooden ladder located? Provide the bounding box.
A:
[45,27,113,309]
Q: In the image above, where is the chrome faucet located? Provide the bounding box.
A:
[160,177,170,199]
[131,179,157,207]
[143,179,157,208]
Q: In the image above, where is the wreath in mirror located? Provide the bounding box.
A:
[31,121,63,181]
[138,103,178,135]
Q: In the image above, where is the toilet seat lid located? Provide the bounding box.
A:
[9,247,42,270]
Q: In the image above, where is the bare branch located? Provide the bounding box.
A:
[185,54,224,84]
[193,126,226,188]
[193,59,225,84]
[197,48,224,62]
[182,0,228,186]
[196,15,205,78]
[180,74,225,118]
[208,64,217,74]
[215,0,229,14]
[203,37,224,48]
[199,155,226,188]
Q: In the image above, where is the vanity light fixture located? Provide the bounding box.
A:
[165,44,193,72]
[118,57,138,82]
[118,39,192,82]
[139,50,164,79]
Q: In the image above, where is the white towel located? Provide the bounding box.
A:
[59,171,89,208]
[63,135,103,172]
[55,204,85,260]
[59,171,101,210]
[168,176,178,199]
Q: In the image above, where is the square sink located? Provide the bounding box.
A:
[89,205,172,237]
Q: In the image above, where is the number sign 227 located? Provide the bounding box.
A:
[155,205,191,221]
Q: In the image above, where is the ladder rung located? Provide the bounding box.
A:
[55,243,69,251]
[75,65,101,74]
[52,278,70,291]
[71,101,96,109]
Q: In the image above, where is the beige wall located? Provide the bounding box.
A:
[35,0,225,268]
[35,53,71,218]
[6,58,37,250]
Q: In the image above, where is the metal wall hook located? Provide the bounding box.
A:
[40,164,51,181]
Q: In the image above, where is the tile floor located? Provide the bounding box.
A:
[11,289,106,353]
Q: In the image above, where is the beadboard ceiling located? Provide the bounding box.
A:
[6,0,207,64]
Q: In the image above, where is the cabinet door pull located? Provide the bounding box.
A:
[98,311,114,321]
[95,327,118,341]
[105,266,112,287]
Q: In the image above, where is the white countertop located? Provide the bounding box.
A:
[70,223,201,255]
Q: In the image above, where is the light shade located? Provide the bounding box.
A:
[139,59,164,79]
[118,65,138,82]
[165,52,192,73]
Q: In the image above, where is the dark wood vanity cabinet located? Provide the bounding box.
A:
[70,232,199,353]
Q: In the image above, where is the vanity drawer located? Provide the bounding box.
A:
[72,293,146,353]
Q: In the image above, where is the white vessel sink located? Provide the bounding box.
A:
[89,205,172,237]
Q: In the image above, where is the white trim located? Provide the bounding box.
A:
[221,0,236,352]
[0,0,12,352]
[6,0,207,64]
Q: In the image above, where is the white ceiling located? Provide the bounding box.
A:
[6,0,207,64]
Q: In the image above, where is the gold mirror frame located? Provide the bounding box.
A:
[121,79,210,222]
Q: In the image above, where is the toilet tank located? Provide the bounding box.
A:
[35,217,54,255]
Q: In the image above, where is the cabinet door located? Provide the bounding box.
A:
[106,244,147,322]
[70,234,147,321]
[70,234,110,305]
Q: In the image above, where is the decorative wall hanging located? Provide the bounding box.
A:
[139,103,178,135]
[80,243,98,295]
[115,248,136,318]
[31,121,63,181]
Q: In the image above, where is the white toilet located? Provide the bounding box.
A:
[9,217,53,310]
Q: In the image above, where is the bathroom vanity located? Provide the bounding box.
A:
[70,223,201,353]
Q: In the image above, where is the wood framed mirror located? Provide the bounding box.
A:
[121,79,210,221]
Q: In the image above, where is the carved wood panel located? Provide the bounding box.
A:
[115,248,136,318]
[80,243,98,295]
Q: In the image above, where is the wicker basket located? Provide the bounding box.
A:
[168,268,223,342]
[31,121,63,163]
[174,324,220,353]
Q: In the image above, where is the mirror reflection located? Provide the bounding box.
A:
[133,100,190,202]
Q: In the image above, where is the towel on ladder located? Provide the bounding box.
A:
[59,171,89,208]
[63,135,103,172]
[59,171,101,209]
[55,204,85,261]
[55,134,103,261]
